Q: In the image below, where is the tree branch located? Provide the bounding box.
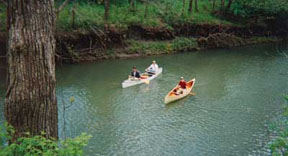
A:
[57,0,70,14]
[0,0,7,6]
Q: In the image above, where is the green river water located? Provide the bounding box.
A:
[0,43,288,156]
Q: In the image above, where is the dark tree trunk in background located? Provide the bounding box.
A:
[144,2,148,18]
[221,0,225,11]
[130,0,135,10]
[5,0,58,141]
[104,0,110,21]
[182,0,186,14]
[195,0,199,12]
[212,0,216,10]
[188,0,193,13]
[227,0,233,9]
[72,3,76,29]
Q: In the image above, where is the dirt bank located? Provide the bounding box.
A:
[0,24,283,63]
[173,24,278,38]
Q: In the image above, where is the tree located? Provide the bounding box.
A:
[0,0,7,6]
[144,1,149,18]
[188,0,194,13]
[221,0,225,11]
[130,0,136,11]
[104,0,110,21]
[194,0,199,12]
[212,0,216,10]
[227,0,233,9]
[182,0,186,14]
[5,0,58,141]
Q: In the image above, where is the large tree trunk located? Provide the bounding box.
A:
[104,0,110,21]
[5,0,58,141]
[188,0,193,13]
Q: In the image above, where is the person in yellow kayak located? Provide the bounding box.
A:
[174,77,187,95]
[145,60,159,75]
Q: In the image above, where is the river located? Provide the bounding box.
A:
[0,43,288,156]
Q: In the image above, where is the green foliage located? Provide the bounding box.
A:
[269,95,288,156]
[55,0,233,31]
[58,133,91,156]
[126,37,198,54]
[0,4,6,31]
[231,0,288,18]
[158,0,232,25]
[126,40,168,54]
[270,137,288,156]
[171,37,197,52]
[2,0,288,32]
[0,124,91,156]
[284,95,288,101]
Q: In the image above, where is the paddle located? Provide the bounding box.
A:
[141,79,150,84]
[189,92,196,96]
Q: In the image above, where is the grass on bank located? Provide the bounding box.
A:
[0,0,234,32]
[124,37,198,55]
[57,0,234,31]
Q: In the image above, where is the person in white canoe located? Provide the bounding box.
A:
[129,66,141,80]
[145,60,159,76]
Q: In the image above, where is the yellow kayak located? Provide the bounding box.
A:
[164,78,196,104]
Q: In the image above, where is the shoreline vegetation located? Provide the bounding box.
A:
[0,0,287,63]
[269,95,288,155]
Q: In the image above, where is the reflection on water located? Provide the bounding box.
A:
[1,43,288,155]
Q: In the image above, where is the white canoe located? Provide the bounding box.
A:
[122,67,163,88]
[164,78,195,104]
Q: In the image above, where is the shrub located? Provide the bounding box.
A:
[0,124,91,156]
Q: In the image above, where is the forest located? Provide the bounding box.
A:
[0,0,287,62]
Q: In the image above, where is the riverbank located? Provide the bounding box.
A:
[0,28,282,63]
[54,23,282,63]
[0,1,286,63]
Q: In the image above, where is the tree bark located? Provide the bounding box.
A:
[195,0,198,12]
[188,0,193,13]
[72,3,76,29]
[227,0,233,9]
[212,0,216,10]
[104,0,110,21]
[5,0,58,141]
